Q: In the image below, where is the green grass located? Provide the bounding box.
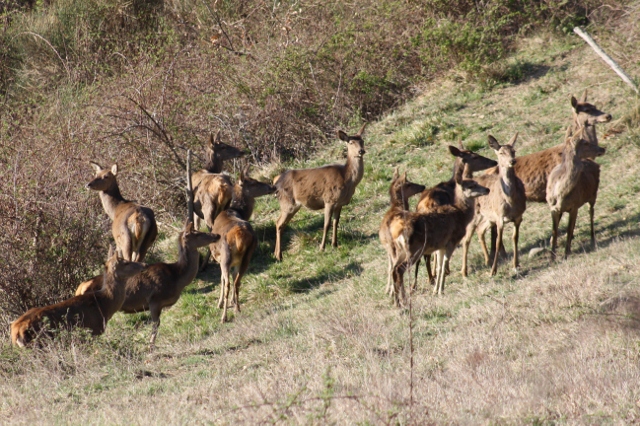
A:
[2,31,640,424]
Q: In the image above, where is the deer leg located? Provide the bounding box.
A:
[320,204,335,251]
[425,254,435,286]
[138,221,158,263]
[461,221,477,278]
[490,220,504,276]
[550,210,561,261]
[331,206,343,248]
[217,243,231,309]
[385,254,394,296]
[565,208,578,259]
[274,205,299,261]
[412,256,421,292]
[489,224,497,261]
[589,201,596,248]
[433,248,446,295]
[149,305,162,347]
[477,222,491,266]
[221,271,230,324]
[392,262,406,307]
[233,243,255,314]
[512,219,521,270]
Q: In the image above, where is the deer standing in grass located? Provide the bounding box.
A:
[547,127,606,259]
[487,91,611,258]
[461,134,526,277]
[11,247,145,347]
[88,162,157,262]
[390,176,490,304]
[273,124,366,261]
[210,165,276,323]
[414,143,497,286]
[192,131,246,230]
[379,168,425,297]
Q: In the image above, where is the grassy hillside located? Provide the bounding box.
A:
[2,19,640,422]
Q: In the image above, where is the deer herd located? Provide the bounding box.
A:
[10,91,612,347]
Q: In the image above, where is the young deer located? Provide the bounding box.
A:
[547,127,606,259]
[192,131,246,230]
[11,247,145,347]
[273,124,366,261]
[461,134,527,277]
[414,143,497,285]
[379,169,425,297]
[88,162,158,262]
[210,166,276,323]
[390,176,489,303]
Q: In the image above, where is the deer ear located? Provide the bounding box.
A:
[108,245,115,259]
[337,130,349,142]
[487,135,501,151]
[571,95,578,109]
[448,145,462,157]
[458,140,464,150]
[214,130,221,144]
[208,133,215,147]
[507,132,518,147]
[111,164,118,175]
[89,161,102,173]
[564,125,573,141]
[185,221,194,233]
[402,171,407,182]
[356,122,367,137]
[580,89,588,103]
[392,167,399,180]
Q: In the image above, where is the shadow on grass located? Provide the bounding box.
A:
[287,260,363,293]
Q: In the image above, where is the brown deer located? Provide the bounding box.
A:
[192,132,246,231]
[414,143,497,285]
[101,222,220,345]
[210,166,276,323]
[487,91,611,258]
[11,247,145,347]
[273,124,366,261]
[379,168,425,297]
[461,133,527,277]
[546,127,606,259]
[389,176,490,304]
[88,162,158,262]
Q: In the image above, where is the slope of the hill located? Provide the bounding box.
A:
[2,32,640,424]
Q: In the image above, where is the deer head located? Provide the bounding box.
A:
[487,133,518,169]
[87,162,118,191]
[337,122,367,159]
[566,127,606,159]
[571,90,612,127]
[448,143,497,172]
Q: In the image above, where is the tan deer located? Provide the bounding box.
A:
[379,168,425,297]
[192,131,246,230]
[390,176,489,303]
[75,223,221,345]
[273,124,366,261]
[11,247,145,347]
[88,162,158,262]
[210,166,276,323]
[486,91,611,258]
[461,133,527,277]
[414,143,497,285]
[547,127,606,259]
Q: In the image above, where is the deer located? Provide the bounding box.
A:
[390,175,489,303]
[273,123,366,261]
[87,162,158,263]
[379,168,425,297]
[75,223,221,345]
[192,131,246,231]
[210,165,276,323]
[546,127,606,259]
[486,91,611,258]
[11,247,145,347]
[461,133,527,277]
[414,143,497,285]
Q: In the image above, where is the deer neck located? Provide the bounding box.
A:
[452,158,467,181]
[453,186,475,222]
[99,271,127,318]
[173,239,201,292]
[229,185,254,221]
[555,145,584,195]
[498,164,518,200]
[344,154,365,186]
[204,154,224,173]
[390,189,410,210]
[98,183,126,220]
[571,120,598,145]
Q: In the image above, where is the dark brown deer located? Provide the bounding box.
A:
[389,176,489,304]
[414,143,497,285]
[379,169,425,297]
[273,124,366,260]
[547,127,606,259]
[192,131,246,230]
[11,247,145,347]
[487,91,611,258]
[210,166,276,323]
[88,162,158,262]
[461,134,527,277]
